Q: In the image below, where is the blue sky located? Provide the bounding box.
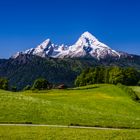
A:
[0,0,140,58]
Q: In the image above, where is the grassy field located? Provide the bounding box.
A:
[0,126,140,140]
[131,86,140,98]
[0,84,140,129]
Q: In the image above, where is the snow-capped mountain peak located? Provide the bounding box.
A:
[12,31,122,59]
[81,31,97,40]
[67,31,120,59]
[37,39,51,49]
[32,38,55,57]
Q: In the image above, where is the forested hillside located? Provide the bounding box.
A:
[75,67,140,87]
[0,54,140,90]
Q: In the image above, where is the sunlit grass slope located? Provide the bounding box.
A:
[131,86,140,98]
[0,84,140,128]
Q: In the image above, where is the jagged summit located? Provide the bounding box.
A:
[81,31,97,40]
[37,39,51,49]
[12,31,122,59]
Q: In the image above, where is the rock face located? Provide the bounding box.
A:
[12,32,122,60]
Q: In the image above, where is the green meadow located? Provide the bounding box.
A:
[0,84,140,129]
[0,126,140,140]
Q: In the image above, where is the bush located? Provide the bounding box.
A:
[138,81,140,86]
[11,86,17,92]
[23,85,31,91]
[32,78,50,90]
[0,77,9,90]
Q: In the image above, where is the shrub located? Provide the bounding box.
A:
[138,81,140,86]
[11,86,17,92]
[0,77,9,90]
[23,85,31,91]
[32,78,50,90]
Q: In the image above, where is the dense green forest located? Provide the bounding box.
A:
[1,66,140,91]
[75,66,140,87]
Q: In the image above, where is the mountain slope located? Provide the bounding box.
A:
[0,55,99,89]
[1,54,140,89]
[12,32,122,59]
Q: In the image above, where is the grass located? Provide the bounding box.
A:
[0,126,140,140]
[130,86,140,98]
[0,84,140,129]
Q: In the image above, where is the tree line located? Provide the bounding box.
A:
[1,66,140,91]
[0,77,51,91]
[75,66,140,87]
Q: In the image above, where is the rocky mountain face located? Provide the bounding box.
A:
[12,32,124,60]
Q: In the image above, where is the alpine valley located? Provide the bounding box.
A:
[0,32,140,89]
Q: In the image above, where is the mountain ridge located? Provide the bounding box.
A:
[12,31,126,60]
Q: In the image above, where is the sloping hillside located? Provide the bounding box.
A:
[131,86,140,98]
[0,84,140,129]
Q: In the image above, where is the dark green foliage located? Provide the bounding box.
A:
[11,86,17,92]
[109,67,124,84]
[123,68,140,86]
[75,66,140,87]
[0,77,9,90]
[75,67,106,86]
[32,78,50,90]
[138,81,140,86]
[23,85,31,91]
[117,83,139,101]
